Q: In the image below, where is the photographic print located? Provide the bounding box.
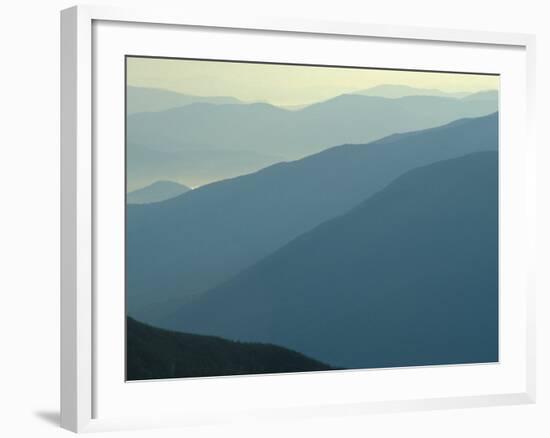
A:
[125,57,499,381]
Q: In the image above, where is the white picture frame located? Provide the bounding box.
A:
[60,4,537,433]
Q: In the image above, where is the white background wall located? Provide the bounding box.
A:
[0,0,547,436]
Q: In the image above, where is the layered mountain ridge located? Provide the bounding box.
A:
[127,93,497,188]
[127,113,498,326]
[165,152,499,369]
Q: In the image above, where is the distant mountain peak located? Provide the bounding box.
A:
[127,180,191,204]
[147,180,189,188]
[462,90,499,101]
[355,84,470,99]
[126,86,243,114]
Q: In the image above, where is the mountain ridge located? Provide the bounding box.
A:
[166,152,499,369]
[127,93,498,184]
[354,84,471,98]
[127,85,243,114]
[126,113,498,325]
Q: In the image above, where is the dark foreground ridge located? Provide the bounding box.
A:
[127,317,335,380]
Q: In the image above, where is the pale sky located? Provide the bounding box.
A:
[127,56,499,107]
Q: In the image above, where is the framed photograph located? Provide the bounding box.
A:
[61,5,536,433]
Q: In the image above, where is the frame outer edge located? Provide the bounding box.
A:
[61,5,93,433]
[78,4,532,47]
[524,34,537,404]
[60,6,78,432]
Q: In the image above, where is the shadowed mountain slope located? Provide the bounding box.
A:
[127,113,498,325]
[166,152,499,369]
